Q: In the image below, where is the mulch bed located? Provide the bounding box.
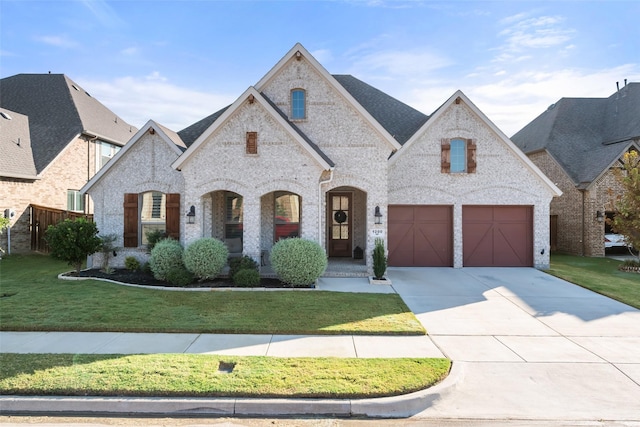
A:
[65,269,307,288]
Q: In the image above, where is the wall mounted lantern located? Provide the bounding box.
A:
[187,205,196,224]
[596,210,604,223]
[374,206,383,225]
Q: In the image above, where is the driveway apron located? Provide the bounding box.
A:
[390,267,640,421]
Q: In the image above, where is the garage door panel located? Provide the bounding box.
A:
[463,206,533,267]
[389,205,452,267]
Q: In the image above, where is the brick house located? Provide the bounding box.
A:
[511,81,640,257]
[82,44,560,273]
[0,74,137,253]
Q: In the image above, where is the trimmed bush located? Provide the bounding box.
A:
[229,255,259,279]
[270,238,327,286]
[165,266,194,287]
[183,238,228,280]
[149,238,184,281]
[145,230,167,252]
[373,238,387,280]
[124,256,141,271]
[233,268,261,287]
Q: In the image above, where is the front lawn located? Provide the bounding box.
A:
[0,254,425,335]
[548,253,640,309]
[0,353,450,398]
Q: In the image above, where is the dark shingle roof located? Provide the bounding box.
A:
[178,74,429,149]
[0,74,136,174]
[511,83,640,186]
[333,74,429,145]
[177,106,230,147]
[0,108,37,179]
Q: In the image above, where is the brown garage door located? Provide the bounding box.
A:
[388,205,453,267]
[463,206,533,267]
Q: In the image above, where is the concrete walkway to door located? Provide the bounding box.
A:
[389,267,640,421]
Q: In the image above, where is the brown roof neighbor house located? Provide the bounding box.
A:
[511,81,640,257]
[0,74,137,253]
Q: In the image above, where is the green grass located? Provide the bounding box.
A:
[0,254,425,335]
[0,354,451,398]
[548,253,640,309]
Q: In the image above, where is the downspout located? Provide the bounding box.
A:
[85,134,98,215]
[318,169,334,247]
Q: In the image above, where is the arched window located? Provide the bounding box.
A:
[140,191,166,244]
[291,89,306,120]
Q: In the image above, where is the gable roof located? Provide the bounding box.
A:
[392,90,561,196]
[81,120,185,194]
[0,74,136,174]
[255,43,402,152]
[178,105,230,147]
[172,87,335,171]
[0,108,38,179]
[511,82,640,188]
[333,75,429,145]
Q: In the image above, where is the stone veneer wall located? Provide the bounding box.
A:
[389,101,554,269]
[87,131,184,268]
[0,136,98,254]
[528,151,626,257]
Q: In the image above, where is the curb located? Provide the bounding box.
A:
[0,363,462,418]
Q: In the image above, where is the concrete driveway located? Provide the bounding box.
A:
[390,267,640,421]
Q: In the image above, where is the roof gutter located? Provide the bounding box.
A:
[82,129,131,147]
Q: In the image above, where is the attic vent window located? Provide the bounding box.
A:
[246,132,258,155]
[0,112,11,120]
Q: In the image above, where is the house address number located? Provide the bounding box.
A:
[370,229,385,238]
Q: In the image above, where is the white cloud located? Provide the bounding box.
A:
[405,64,640,136]
[76,74,237,131]
[121,47,139,56]
[34,35,79,49]
[348,48,453,81]
[310,49,333,64]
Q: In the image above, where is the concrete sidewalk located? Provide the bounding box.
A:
[1,267,640,421]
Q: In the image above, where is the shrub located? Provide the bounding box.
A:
[228,255,259,279]
[145,230,167,252]
[373,238,387,280]
[183,238,228,280]
[165,266,194,287]
[45,218,102,275]
[98,234,118,273]
[270,238,327,286]
[124,256,141,271]
[233,268,261,287]
[149,238,184,281]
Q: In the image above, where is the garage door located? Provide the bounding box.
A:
[463,206,533,267]
[388,205,453,267]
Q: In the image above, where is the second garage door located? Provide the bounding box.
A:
[462,206,533,267]
[388,205,453,267]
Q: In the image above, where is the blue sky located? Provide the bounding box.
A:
[1,0,639,135]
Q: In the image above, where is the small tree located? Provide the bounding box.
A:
[611,150,640,260]
[98,233,118,273]
[45,218,102,275]
[372,238,387,280]
[0,217,9,256]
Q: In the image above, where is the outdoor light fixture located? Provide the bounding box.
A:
[187,205,196,224]
[374,206,382,225]
[596,210,604,223]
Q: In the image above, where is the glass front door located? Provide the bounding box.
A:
[329,192,352,257]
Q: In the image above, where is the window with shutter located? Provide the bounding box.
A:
[441,138,477,174]
[246,132,257,154]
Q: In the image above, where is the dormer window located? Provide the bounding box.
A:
[291,89,306,120]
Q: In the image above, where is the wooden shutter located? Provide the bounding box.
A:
[123,193,139,247]
[246,132,257,154]
[166,193,180,240]
[467,139,477,173]
[441,139,451,173]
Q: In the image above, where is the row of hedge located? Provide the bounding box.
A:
[149,237,328,287]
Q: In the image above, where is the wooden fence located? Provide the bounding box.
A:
[30,204,93,253]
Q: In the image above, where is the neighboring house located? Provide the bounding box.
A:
[82,44,560,273]
[0,74,137,253]
[511,81,640,257]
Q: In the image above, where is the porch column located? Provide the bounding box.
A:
[243,197,261,265]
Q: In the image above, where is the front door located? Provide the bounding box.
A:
[329,192,352,257]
